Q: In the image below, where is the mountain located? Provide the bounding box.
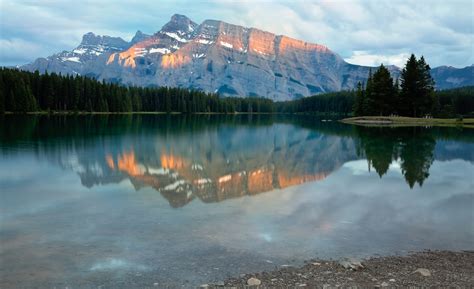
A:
[20,14,471,100]
[23,32,130,77]
[130,30,151,45]
[430,65,474,90]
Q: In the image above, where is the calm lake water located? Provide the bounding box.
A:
[1,115,473,288]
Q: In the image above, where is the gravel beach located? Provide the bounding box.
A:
[212,251,474,288]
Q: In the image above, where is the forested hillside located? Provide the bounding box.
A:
[0,67,472,117]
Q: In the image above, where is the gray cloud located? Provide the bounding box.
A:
[0,0,472,67]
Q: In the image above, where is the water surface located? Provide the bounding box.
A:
[1,115,473,288]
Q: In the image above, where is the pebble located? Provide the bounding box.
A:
[339,258,364,271]
[414,268,431,277]
[323,271,332,275]
[312,262,322,266]
[153,283,159,286]
[247,277,261,286]
[222,252,471,288]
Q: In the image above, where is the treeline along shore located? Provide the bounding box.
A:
[0,55,473,118]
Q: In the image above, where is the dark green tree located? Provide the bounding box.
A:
[364,69,375,115]
[400,54,436,117]
[0,74,4,114]
[370,64,395,115]
[415,56,436,116]
[399,54,418,116]
[353,81,364,116]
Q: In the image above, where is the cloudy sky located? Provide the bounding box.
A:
[0,0,472,67]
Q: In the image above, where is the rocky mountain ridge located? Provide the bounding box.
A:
[20,14,473,100]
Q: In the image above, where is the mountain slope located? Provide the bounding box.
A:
[20,14,470,100]
[430,65,474,90]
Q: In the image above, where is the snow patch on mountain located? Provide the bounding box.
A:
[149,48,171,54]
[62,56,81,63]
[197,39,213,45]
[220,41,233,49]
[164,32,188,43]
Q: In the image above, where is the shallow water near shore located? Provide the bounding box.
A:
[1,115,473,288]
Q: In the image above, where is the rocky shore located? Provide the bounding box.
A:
[204,251,473,288]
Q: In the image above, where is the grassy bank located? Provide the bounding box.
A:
[341,116,474,128]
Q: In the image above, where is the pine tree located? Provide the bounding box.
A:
[353,81,364,116]
[0,73,5,114]
[364,69,374,115]
[416,56,436,116]
[371,64,395,115]
[400,54,419,116]
[399,54,437,117]
[0,87,4,114]
[393,78,400,115]
[132,91,142,112]
[13,79,29,113]
[7,90,15,112]
[165,88,171,113]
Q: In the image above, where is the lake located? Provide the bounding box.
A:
[1,115,473,288]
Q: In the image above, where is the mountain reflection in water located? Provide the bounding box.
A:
[1,114,473,208]
[104,149,329,207]
[1,114,474,288]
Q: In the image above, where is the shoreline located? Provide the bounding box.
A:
[1,111,343,116]
[217,250,473,288]
[1,111,283,116]
[341,116,474,128]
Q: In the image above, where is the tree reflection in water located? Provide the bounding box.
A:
[355,126,435,188]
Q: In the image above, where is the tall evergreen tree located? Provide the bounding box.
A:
[0,86,4,114]
[399,54,418,116]
[415,56,436,116]
[393,77,400,115]
[363,69,375,115]
[399,54,436,117]
[353,81,364,116]
[0,73,5,114]
[371,64,395,115]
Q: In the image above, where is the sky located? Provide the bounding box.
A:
[0,0,472,68]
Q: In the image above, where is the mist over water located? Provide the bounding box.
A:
[1,115,473,288]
